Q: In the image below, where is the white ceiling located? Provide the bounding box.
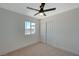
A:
[0,3,79,19]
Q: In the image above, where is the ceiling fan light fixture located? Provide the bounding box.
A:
[39,13,43,16]
[27,3,56,16]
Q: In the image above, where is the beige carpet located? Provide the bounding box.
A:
[4,42,77,56]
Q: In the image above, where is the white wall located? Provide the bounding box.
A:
[0,8,40,55]
[41,7,79,55]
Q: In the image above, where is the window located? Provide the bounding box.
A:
[25,21,36,35]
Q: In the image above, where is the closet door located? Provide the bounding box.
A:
[46,21,54,45]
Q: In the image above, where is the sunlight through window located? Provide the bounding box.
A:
[25,21,36,35]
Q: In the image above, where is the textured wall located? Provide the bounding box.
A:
[0,8,40,55]
[41,7,79,55]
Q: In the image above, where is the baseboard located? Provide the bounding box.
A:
[0,40,40,56]
[41,41,79,56]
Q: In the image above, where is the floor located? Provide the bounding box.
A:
[5,42,77,56]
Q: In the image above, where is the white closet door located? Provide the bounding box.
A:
[46,21,54,45]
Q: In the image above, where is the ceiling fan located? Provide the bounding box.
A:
[27,3,56,16]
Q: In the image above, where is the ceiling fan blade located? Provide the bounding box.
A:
[43,13,46,16]
[44,8,56,12]
[34,12,39,16]
[27,7,39,11]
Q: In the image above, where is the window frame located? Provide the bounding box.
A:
[25,21,36,35]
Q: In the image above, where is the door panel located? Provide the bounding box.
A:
[46,21,54,45]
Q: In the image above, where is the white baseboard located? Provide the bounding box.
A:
[0,40,39,56]
[41,41,78,55]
